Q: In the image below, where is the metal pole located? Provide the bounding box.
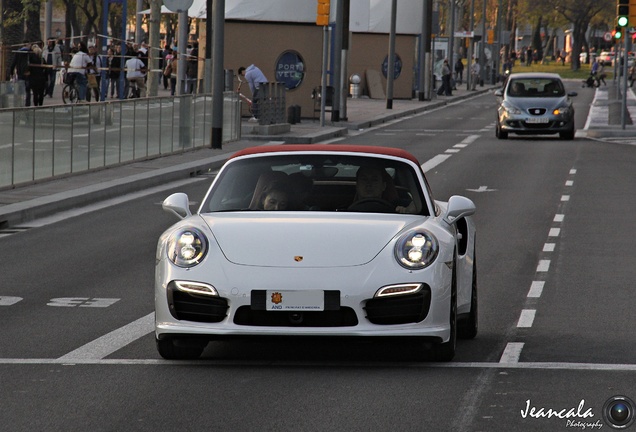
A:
[622,36,630,129]
[480,0,486,85]
[448,0,455,67]
[211,0,225,148]
[45,0,52,39]
[178,11,188,95]
[466,0,475,90]
[386,0,397,109]
[419,0,429,101]
[331,0,343,122]
[136,0,143,43]
[320,25,329,127]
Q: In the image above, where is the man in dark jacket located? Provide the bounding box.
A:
[10,41,33,106]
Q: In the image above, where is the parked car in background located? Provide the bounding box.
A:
[598,51,615,66]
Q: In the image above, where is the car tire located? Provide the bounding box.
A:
[458,255,478,340]
[496,122,508,139]
[559,128,575,140]
[156,337,206,360]
[432,261,457,362]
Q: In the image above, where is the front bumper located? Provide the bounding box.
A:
[155,262,452,342]
[499,113,574,135]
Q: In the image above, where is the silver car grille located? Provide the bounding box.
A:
[527,108,547,116]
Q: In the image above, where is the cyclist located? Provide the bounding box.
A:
[66,42,93,102]
[125,51,146,98]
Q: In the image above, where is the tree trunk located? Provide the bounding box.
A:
[3,0,25,78]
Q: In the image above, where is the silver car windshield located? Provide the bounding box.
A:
[507,79,565,97]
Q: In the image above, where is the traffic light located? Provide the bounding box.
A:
[617,0,629,27]
[316,0,330,26]
[614,26,623,40]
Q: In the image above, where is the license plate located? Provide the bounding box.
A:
[266,290,324,311]
[526,117,549,124]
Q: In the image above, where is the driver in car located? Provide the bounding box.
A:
[348,166,415,214]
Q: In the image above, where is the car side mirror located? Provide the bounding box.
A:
[163,192,192,220]
[494,89,503,97]
[443,195,476,225]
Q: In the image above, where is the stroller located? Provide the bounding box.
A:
[582,74,596,88]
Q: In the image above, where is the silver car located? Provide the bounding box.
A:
[495,73,577,140]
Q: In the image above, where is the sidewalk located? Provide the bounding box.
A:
[0,80,629,229]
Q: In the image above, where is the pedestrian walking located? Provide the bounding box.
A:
[437,59,452,96]
[454,58,464,85]
[470,57,480,91]
[42,38,62,98]
[28,45,48,106]
[10,41,33,106]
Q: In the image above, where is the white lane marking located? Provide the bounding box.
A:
[527,281,545,298]
[561,195,570,201]
[517,309,536,328]
[421,154,452,172]
[460,135,480,145]
[454,143,468,148]
[548,228,561,237]
[543,243,555,252]
[445,149,460,153]
[536,260,551,272]
[58,313,154,361]
[554,214,565,222]
[2,359,636,370]
[500,342,525,363]
[570,169,577,174]
[565,180,574,186]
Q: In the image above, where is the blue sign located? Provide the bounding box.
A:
[382,54,403,79]
[275,51,305,90]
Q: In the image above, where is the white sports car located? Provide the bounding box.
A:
[155,145,477,361]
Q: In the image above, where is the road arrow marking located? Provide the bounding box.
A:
[466,186,497,192]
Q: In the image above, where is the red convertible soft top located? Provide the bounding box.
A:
[230,144,421,166]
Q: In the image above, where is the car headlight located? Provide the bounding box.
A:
[167,227,208,267]
[501,103,521,115]
[394,230,439,270]
[553,107,570,115]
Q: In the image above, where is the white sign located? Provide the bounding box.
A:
[454,31,475,38]
[604,32,613,42]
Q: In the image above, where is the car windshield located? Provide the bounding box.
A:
[507,78,565,97]
[201,154,429,215]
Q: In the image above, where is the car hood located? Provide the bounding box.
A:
[199,213,423,267]
[506,96,569,111]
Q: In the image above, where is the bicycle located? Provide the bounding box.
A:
[61,70,81,104]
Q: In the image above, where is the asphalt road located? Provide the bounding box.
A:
[2,84,635,431]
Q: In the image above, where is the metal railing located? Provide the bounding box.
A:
[0,90,241,189]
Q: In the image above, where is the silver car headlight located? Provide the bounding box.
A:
[167,227,208,267]
[394,230,439,269]
[502,103,521,115]
[552,107,570,115]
